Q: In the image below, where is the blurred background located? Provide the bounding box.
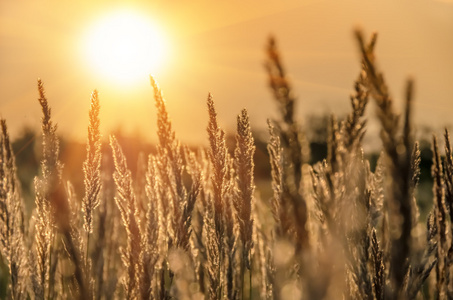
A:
[1,0,452,143]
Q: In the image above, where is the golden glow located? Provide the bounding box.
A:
[84,10,168,86]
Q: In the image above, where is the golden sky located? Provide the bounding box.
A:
[1,0,452,144]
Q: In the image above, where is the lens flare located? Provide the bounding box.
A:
[84,10,168,86]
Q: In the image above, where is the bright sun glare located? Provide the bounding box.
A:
[84,10,168,86]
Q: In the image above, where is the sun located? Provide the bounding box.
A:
[84,10,168,86]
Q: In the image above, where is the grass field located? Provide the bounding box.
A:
[0,29,450,300]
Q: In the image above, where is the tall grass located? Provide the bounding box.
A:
[0,29,451,299]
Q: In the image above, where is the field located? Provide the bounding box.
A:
[0,29,450,300]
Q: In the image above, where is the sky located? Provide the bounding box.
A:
[1,0,453,145]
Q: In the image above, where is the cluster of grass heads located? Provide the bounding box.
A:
[0,29,451,299]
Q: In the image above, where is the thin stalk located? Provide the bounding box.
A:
[249,264,252,300]
[47,236,51,300]
[218,268,222,300]
[86,231,90,271]
[242,259,245,300]
[61,265,66,296]
[48,229,55,300]
[218,256,223,299]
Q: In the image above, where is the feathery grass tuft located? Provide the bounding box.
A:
[110,135,141,299]
[82,90,102,235]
